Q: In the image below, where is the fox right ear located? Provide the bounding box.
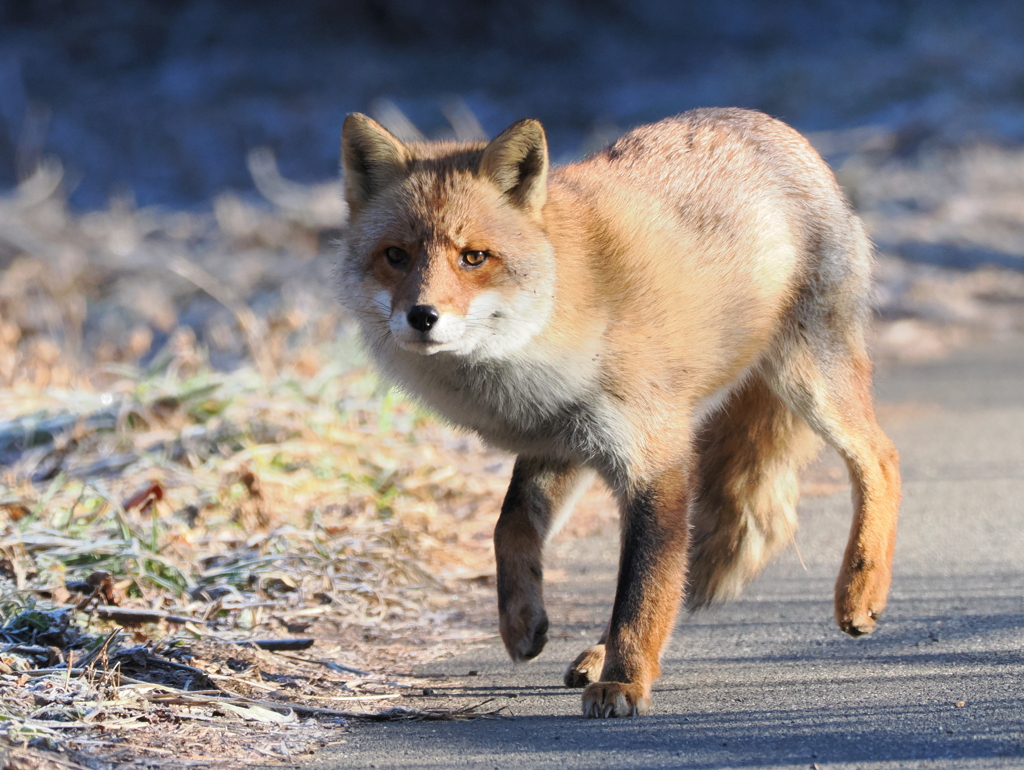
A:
[341,113,409,213]
[480,119,548,215]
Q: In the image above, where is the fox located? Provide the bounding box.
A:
[337,107,901,718]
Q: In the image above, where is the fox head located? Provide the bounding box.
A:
[338,114,556,361]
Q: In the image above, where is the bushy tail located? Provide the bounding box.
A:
[686,370,822,610]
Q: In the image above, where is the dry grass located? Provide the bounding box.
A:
[0,333,512,766]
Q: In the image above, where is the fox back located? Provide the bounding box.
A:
[339,109,866,476]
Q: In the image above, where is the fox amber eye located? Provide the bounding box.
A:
[461,250,489,267]
[384,246,409,268]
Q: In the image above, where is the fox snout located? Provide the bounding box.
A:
[386,297,467,355]
[406,304,440,332]
[381,287,552,359]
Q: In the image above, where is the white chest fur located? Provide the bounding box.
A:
[376,341,626,472]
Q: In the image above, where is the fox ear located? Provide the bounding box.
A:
[480,119,548,214]
[341,113,409,213]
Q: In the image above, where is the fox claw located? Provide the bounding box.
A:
[581,682,650,718]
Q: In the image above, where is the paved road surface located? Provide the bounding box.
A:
[300,338,1024,769]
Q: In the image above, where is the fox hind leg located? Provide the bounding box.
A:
[766,332,901,637]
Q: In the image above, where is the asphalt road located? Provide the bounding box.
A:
[300,337,1024,769]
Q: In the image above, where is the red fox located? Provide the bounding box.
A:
[338,108,901,718]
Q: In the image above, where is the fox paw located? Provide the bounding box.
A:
[563,644,605,688]
[836,561,891,637]
[500,604,549,662]
[581,682,650,718]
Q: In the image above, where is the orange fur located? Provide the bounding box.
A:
[338,108,901,717]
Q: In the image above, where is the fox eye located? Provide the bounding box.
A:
[384,246,410,268]
[461,250,489,268]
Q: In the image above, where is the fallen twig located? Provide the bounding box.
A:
[240,638,315,652]
[94,606,195,625]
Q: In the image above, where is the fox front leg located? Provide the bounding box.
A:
[494,458,593,662]
[582,465,690,717]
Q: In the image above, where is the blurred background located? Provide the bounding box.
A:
[4,0,1024,208]
[1,0,1024,381]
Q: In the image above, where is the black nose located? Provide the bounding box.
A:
[407,304,440,332]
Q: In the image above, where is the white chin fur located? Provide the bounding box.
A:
[395,339,457,355]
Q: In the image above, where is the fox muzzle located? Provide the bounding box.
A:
[407,305,440,332]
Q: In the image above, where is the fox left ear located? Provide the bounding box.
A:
[341,113,410,215]
[480,119,548,214]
